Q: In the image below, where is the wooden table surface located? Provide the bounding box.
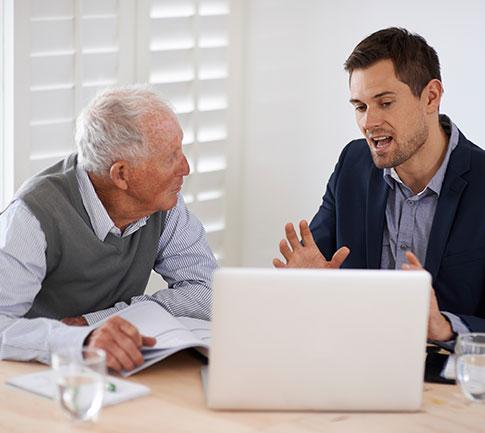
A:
[1,351,484,433]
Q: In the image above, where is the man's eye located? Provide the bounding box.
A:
[381,101,393,108]
[355,105,366,112]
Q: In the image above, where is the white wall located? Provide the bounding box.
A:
[239,0,485,267]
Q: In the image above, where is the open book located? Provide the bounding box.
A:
[97,301,210,377]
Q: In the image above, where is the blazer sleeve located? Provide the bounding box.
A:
[309,144,352,261]
[459,314,485,333]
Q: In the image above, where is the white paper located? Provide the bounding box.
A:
[441,354,456,380]
[6,370,150,406]
[97,301,211,377]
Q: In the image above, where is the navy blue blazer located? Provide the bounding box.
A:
[309,129,485,332]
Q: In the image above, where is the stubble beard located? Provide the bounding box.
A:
[371,121,429,170]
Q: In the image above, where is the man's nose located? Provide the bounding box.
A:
[179,154,190,176]
[361,108,383,133]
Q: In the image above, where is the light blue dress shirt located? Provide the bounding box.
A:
[381,116,469,336]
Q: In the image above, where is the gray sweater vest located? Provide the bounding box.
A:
[16,154,166,320]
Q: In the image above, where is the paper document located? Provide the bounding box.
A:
[441,354,456,380]
[6,370,150,406]
[96,301,211,376]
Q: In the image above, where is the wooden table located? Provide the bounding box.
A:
[1,352,484,433]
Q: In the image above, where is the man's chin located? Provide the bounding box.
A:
[158,196,179,212]
[371,155,394,170]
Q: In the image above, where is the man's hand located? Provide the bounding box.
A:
[85,316,156,372]
[403,251,454,341]
[273,220,350,269]
[62,316,88,326]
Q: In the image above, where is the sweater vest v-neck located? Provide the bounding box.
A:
[16,154,166,319]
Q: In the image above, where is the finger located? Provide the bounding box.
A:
[404,251,422,268]
[279,239,293,262]
[107,326,144,368]
[329,246,350,268]
[103,334,139,371]
[98,320,144,369]
[116,318,143,348]
[299,220,317,247]
[285,223,301,250]
[87,333,126,372]
[273,258,287,268]
[104,348,124,372]
[142,336,156,347]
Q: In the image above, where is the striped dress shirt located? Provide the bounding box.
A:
[0,166,217,364]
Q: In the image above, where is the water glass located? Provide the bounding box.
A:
[51,347,106,421]
[455,333,485,402]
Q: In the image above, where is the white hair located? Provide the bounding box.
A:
[75,85,175,175]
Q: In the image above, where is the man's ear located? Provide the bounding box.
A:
[109,161,129,190]
[423,79,443,114]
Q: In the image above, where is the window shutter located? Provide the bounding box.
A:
[139,0,230,262]
[0,0,6,208]
[28,0,124,175]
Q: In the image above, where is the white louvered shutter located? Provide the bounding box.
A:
[139,0,230,262]
[0,0,5,209]
[28,0,126,175]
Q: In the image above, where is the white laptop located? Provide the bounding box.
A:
[206,268,431,411]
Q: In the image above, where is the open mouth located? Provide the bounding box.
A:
[369,135,393,153]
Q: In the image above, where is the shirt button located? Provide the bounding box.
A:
[407,200,414,206]
[400,243,408,250]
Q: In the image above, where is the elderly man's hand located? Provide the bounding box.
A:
[62,316,88,326]
[273,220,350,269]
[403,251,454,341]
[85,316,156,372]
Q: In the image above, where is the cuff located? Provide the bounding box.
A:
[82,302,129,325]
[442,311,470,335]
[428,312,472,352]
[47,324,95,364]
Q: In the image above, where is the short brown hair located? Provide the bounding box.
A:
[344,27,441,97]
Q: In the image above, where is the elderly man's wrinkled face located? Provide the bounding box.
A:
[129,109,190,213]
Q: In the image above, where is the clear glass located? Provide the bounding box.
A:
[51,347,106,421]
[455,333,485,402]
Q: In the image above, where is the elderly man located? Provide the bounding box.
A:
[0,86,217,371]
[274,27,485,341]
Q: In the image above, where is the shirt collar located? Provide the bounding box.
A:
[383,114,459,196]
[75,165,149,241]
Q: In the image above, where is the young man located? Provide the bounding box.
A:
[274,27,485,340]
[0,86,217,371]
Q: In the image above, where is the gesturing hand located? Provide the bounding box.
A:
[273,220,350,269]
[402,251,454,341]
[85,316,156,372]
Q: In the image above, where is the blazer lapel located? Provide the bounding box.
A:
[365,165,389,269]
[425,135,470,280]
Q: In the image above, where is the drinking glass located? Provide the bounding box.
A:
[51,347,106,421]
[455,333,485,402]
